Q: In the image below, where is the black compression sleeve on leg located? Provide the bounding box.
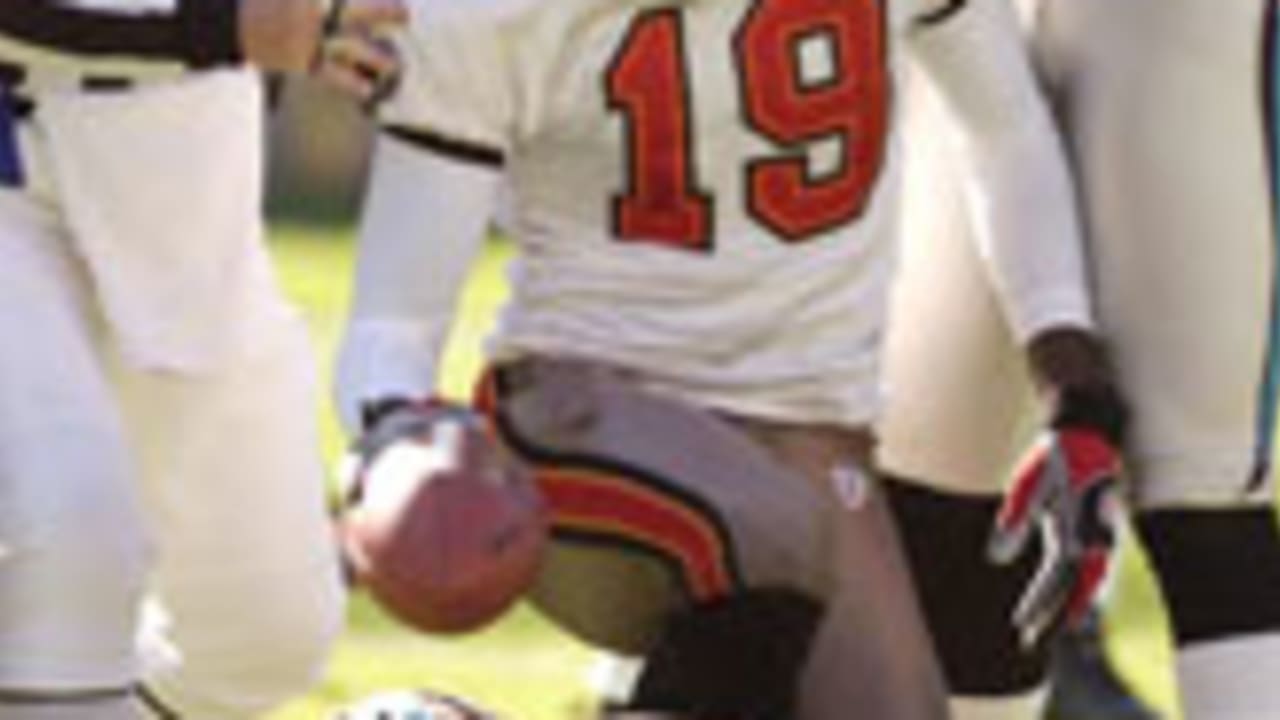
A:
[884,475,1051,694]
[1137,507,1280,645]
[628,588,823,719]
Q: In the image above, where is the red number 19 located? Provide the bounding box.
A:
[606,0,889,250]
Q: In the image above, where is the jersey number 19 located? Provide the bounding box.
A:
[606,0,889,251]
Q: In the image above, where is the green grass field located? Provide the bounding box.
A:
[265,224,1181,719]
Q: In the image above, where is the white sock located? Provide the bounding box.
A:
[950,687,1046,720]
[1178,633,1280,719]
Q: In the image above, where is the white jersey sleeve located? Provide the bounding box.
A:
[377,0,521,158]
[338,0,516,431]
[335,134,502,432]
[907,0,1093,342]
[0,0,240,84]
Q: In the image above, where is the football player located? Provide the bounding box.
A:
[880,0,1280,717]
[336,0,1114,717]
[0,3,401,719]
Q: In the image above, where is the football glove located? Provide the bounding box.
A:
[988,385,1127,647]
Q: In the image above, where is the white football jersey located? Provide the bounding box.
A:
[356,0,1091,427]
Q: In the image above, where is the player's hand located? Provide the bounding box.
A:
[340,397,483,508]
[311,29,402,104]
[989,426,1123,646]
[988,328,1129,646]
[238,0,406,77]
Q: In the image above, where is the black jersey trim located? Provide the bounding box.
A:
[179,0,242,68]
[382,124,506,168]
[0,0,239,68]
[915,0,968,27]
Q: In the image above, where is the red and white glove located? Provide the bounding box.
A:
[988,387,1127,647]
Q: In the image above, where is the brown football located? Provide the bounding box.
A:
[340,417,547,634]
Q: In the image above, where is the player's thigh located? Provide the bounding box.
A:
[732,420,948,720]
[1046,0,1273,508]
[877,79,1037,495]
[114,315,342,663]
[796,484,948,720]
[0,192,148,689]
[484,357,838,656]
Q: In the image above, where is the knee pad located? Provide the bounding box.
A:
[884,476,1050,694]
[627,588,823,719]
[1136,506,1280,645]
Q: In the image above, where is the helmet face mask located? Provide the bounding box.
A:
[332,689,500,719]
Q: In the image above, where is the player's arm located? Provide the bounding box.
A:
[907,1,1122,443]
[0,0,403,84]
[335,126,504,518]
[335,128,502,432]
[908,0,1091,344]
[336,4,511,442]
[908,0,1127,645]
